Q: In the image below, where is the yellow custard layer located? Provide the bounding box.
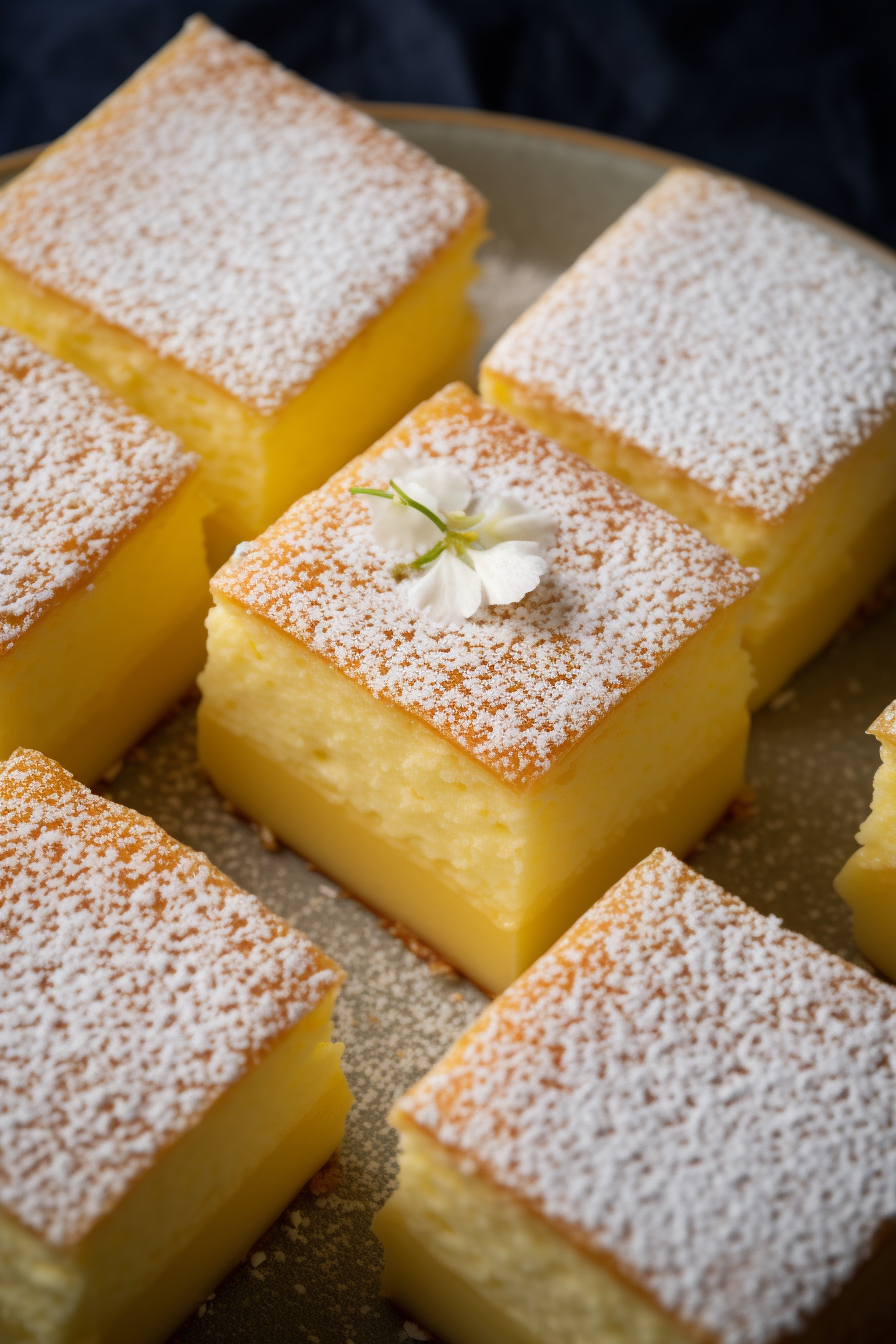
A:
[481,373,896,708]
[198,597,751,993]
[0,476,209,784]
[0,994,351,1344]
[0,216,484,568]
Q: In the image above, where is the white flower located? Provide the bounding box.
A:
[406,550,482,624]
[352,455,555,627]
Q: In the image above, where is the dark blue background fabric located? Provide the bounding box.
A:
[2,1,894,246]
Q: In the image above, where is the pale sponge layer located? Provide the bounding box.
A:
[836,706,896,980]
[0,475,209,784]
[375,1124,692,1344]
[483,369,896,708]
[198,595,752,991]
[199,383,756,992]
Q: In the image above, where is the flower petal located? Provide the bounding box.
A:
[405,550,483,626]
[376,449,471,515]
[470,540,548,606]
[408,462,472,515]
[365,479,443,556]
[473,495,556,551]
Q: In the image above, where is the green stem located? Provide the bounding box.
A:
[410,538,448,569]
[350,487,394,500]
[389,479,448,533]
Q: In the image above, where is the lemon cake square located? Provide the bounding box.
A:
[0,748,350,1344]
[0,326,209,784]
[198,382,756,993]
[481,167,896,707]
[0,16,487,567]
[376,847,896,1344]
[835,700,896,978]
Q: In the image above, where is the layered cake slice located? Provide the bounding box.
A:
[198,382,756,992]
[377,847,896,1344]
[0,749,351,1344]
[0,326,209,784]
[0,16,487,566]
[835,700,896,978]
[481,167,896,707]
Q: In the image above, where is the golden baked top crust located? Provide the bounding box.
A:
[0,16,485,416]
[0,749,342,1248]
[0,327,195,654]
[214,383,756,787]
[870,700,896,743]
[396,848,896,1344]
[483,167,896,523]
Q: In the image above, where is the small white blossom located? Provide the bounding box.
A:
[352,456,555,627]
[406,550,482,624]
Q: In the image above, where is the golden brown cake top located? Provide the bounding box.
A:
[0,327,196,653]
[397,847,896,1344]
[0,749,342,1248]
[0,17,485,417]
[484,167,896,523]
[214,383,756,787]
[870,699,896,743]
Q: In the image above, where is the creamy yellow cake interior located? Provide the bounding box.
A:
[377,1125,692,1344]
[481,168,896,707]
[0,18,486,566]
[377,849,896,1344]
[0,327,209,785]
[198,384,756,993]
[835,702,896,980]
[0,750,351,1344]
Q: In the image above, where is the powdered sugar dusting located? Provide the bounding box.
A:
[0,17,484,415]
[398,848,896,1344]
[870,699,896,743]
[485,168,896,521]
[0,749,341,1247]
[0,327,194,651]
[214,384,755,786]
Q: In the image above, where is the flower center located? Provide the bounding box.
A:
[350,481,484,577]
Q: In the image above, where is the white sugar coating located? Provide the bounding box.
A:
[0,326,194,651]
[215,384,756,786]
[484,167,896,522]
[0,17,484,417]
[398,848,896,1344]
[870,699,896,742]
[0,749,341,1247]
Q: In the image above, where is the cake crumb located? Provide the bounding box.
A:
[724,784,758,822]
[403,1322,433,1341]
[252,821,279,852]
[308,1156,341,1196]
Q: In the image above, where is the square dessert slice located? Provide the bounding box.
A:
[481,167,896,708]
[0,326,209,784]
[0,748,351,1344]
[0,17,487,567]
[198,382,756,993]
[835,700,896,978]
[376,847,896,1344]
